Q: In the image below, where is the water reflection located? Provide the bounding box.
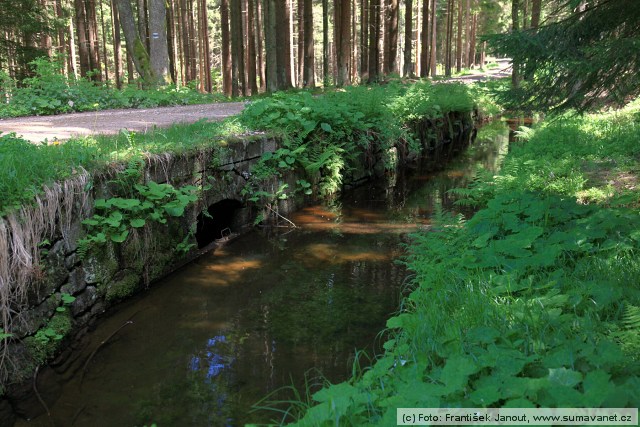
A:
[15,121,510,427]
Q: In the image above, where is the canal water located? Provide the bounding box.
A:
[16,121,509,427]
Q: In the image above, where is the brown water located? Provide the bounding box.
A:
[16,121,509,427]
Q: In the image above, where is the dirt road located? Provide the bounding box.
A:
[0,102,246,143]
[0,59,511,144]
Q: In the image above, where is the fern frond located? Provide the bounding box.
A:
[622,304,640,330]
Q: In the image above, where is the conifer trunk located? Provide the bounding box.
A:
[403,0,413,76]
[368,0,380,82]
[111,0,124,88]
[303,0,315,87]
[360,0,369,80]
[420,0,428,76]
[247,0,258,94]
[220,0,232,95]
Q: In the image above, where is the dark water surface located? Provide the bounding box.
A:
[17,122,509,427]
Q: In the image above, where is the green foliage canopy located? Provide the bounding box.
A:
[489,0,640,112]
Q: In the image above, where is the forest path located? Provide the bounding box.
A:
[0,101,246,143]
[0,59,511,144]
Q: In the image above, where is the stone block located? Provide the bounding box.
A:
[29,240,68,306]
[70,286,98,317]
[12,294,61,338]
[60,267,87,296]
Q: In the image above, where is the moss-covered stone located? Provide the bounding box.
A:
[30,240,69,307]
[24,311,72,365]
[105,271,142,304]
[84,243,118,286]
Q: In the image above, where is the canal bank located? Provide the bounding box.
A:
[10,121,510,426]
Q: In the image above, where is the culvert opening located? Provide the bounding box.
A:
[195,199,245,248]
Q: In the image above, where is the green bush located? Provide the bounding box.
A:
[0,57,225,118]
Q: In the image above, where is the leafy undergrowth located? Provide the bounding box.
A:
[0,119,247,216]
[0,57,225,118]
[285,102,640,425]
[239,81,495,200]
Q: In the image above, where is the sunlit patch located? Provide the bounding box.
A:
[185,258,263,287]
[446,169,467,178]
[300,243,389,264]
[345,208,387,222]
[291,205,424,234]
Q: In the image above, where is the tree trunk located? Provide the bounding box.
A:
[220,0,232,95]
[360,0,369,80]
[166,0,178,84]
[74,0,91,77]
[420,0,428,76]
[429,0,436,76]
[137,0,149,50]
[351,0,358,82]
[126,46,135,82]
[456,0,462,73]
[368,0,380,82]
[530,0,541,29]
[322,0,329,85]
[464,0,470,67]
[384,0,398,75]
[231,0,245,95]
[297,0,304,86]
[511,0,520,87]
[403,0,412,76]
[187,0,197,82]
[444,0,453,76]
[335,0,351,86]
[115,0,153,84]
[256,0,266,91]
[148,0,170,84]
[86,0,103,80]
[67,1,79,78]
[40,0,53,56]
[111,0,124,88]
[274,0,292,89]
[99,0,110,83]
[55,0,67,73]
[179,0,191,82]
[264,0,278,92]
[469,12,476,66]
[289,0,295,86]
[247,0,258,94]
[415,0,420,75]
[302,0,315,87]
[200,0,212,91]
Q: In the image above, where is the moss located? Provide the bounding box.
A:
[133,38,155,86]
[24,311,72,365]
[105,272,142,304]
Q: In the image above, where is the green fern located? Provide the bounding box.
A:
[622,304,640,330]
[615,304,640,360]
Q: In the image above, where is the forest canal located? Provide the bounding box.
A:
[16,121,509,427]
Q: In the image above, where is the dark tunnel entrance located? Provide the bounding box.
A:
[195,199,245,248]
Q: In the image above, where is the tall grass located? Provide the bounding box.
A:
[0,119,248,216]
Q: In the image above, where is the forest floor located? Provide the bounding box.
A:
[0,59,511,144]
